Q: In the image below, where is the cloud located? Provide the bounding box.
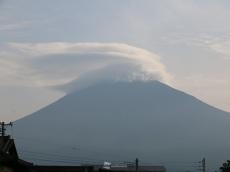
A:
[0,21,31,31]
[208,40,230,57]
[2,42,172,92]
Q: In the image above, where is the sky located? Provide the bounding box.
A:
[0,0,230,122]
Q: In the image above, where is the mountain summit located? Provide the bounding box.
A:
[14,81,230,171]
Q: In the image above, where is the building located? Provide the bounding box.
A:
[99,165,166,172]
[0,135,33,172]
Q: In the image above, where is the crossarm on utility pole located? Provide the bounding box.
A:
[0,122,13,137]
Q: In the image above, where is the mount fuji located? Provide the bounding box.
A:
[14,81,230,171]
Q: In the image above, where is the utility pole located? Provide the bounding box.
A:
[197,158,206,172]
[202,158,206,172]
[135,158,139,171]
[0,122,13,137]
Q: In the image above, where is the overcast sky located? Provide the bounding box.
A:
[0,0,230,122]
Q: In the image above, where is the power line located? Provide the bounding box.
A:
[19,149,139,165]
[20,151,105,165]
[15,136,206,170]
[22,156,89,165]
[20,149,104,162]
[19,148,203,166]
[21,152,105,165]
[15,136,126,159]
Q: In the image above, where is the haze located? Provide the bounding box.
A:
[0,0,230,121]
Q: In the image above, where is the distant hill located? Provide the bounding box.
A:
[14,81,230,172]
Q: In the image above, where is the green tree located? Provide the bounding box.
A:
[220,160,230,172]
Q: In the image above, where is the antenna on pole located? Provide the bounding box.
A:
[0,122,13,137]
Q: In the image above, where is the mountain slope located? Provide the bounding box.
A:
[14,81,230,171]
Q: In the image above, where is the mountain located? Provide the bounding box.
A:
[14,81,230,171]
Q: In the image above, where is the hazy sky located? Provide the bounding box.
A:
[0,0,230,122]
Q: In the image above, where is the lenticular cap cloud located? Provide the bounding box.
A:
[6,42,172,92]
